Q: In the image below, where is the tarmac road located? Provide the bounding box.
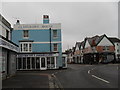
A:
[54,64,119,88]
[2,64,119,89]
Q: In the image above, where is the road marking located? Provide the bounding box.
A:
[92,75,110,84]
[88,70,90,74]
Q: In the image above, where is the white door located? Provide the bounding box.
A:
[40,57,47,70]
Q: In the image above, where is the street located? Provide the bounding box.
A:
[55,64,119,88]
[2,64,119,89]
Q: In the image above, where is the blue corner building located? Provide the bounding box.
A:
[12,15,67,70]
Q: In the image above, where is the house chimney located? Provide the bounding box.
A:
[16,20,20,24]
[92,39,96,46]
[43,15,49,24]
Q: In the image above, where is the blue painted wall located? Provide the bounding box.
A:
[12,29,61,43]
[12,24,62,67]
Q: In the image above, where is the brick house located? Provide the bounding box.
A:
[83,34,115,64]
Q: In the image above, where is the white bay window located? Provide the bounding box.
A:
[20,42,32,52]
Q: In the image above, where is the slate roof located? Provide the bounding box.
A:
[75,41,86,50]
[109,37,120,43]
[85,34,113,47]
[74,34,116,50]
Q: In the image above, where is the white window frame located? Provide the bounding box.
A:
[20,42,32,52]
[103,46,109,51]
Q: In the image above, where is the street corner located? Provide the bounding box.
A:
[48,73,64,89]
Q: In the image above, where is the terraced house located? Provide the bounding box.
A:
[83,34,115,64]
[72,34,116,64]
[73,41,85,64]
[12,15,67,70]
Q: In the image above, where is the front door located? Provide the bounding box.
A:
[40,57,47,70]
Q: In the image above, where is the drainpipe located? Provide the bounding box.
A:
[49,28,52,52]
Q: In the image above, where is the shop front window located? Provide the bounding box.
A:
[32,57,35,69]
[36,57,40,69]
[27,57,30,69]
[47,57,50,68]
[23,58,26,69]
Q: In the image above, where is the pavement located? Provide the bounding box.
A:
[2,69,66,89]
[2,72,49,89]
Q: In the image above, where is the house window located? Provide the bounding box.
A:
[53,43,58,51]
[103,47,105,50]
[106,46,109,50]
[53,30,57,38]
[20,44,22,51]
[6,30,9,39]
[117,49,119,53]
[20,43,32,52]
[103,46,109,51]
[24,43,28,51]
[29,43,32,52]
[23,30,29,38]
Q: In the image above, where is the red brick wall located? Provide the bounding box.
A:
[74,50,80,55]
[96,46,115,52]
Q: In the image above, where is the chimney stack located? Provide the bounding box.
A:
[16,20,20,24]
[43,15,49,24]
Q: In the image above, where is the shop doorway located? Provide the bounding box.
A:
[40,57,47,70]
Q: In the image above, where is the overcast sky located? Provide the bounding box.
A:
[1,2,118,51]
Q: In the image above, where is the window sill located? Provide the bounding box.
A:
[53,37,58,39]
[23,37,29,39]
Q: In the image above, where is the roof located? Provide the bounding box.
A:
[75,42,81,49]
[0,35,19,47]
[85,34,114,47]
[109,37,120,43]
[0,14,11,29]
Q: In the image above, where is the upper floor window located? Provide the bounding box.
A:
[53,43,58,51]
[117,49,119,53]
[6,30,9,40]
[103,46,109,51]
[53,30,57,38]
[20,42,32,52]
[23,30,29,38]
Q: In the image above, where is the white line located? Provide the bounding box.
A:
[88,70,90,74]
[92,75,110,84]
